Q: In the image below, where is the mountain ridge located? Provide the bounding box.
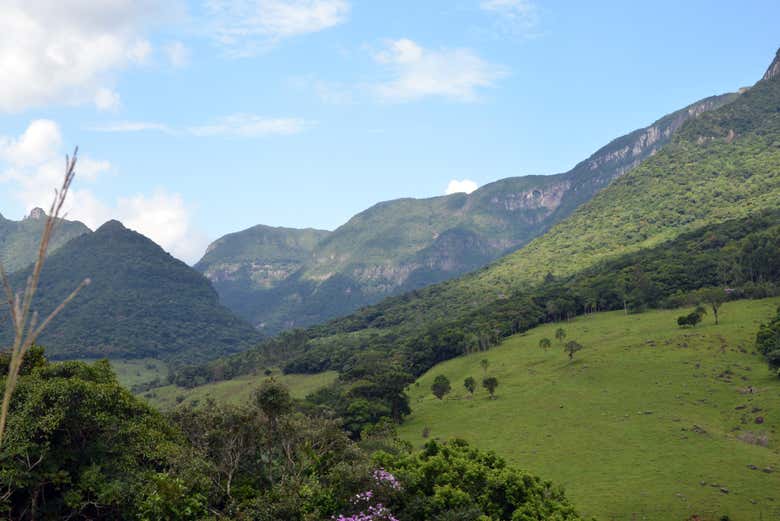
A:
[0,209,90,273]
[0,219,262,363]
[198,90,739,333]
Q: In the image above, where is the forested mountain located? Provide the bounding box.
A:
[0,208,90,273]
[0,220,261,363]
[199,91,738,333]
[177,49,780,389]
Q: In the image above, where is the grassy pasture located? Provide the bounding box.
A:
[143,370,338,409]
[398,298,780,521]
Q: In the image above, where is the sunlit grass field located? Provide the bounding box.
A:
[398,298,780,521]
[143,370,338,409]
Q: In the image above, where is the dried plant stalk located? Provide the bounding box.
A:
[0,148,90,446]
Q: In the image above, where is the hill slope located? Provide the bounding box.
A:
[179,48,780,383]
[398,299,780,521]
[0,220,261,363]
[0,208,90,273]
[200,92,737,333]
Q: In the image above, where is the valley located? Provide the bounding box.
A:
[1,8,779,518]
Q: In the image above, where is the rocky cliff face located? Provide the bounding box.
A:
[763,48,780,81]
[197,91,740,334]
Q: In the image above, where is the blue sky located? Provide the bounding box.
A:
[0,0,777,262]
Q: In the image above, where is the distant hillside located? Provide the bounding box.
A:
[175,48,780,385]
[0,220,261,363]
[0,208,90,273]
[200,91,737,333]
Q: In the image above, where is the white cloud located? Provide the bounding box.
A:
[115,191,210,264]
[372,39,507,103]
[480,0,539,36]
[89,115,312,138]
[445,179,479,195]
[94,88,121,111]
[0,120,207,263]
[205,0,350,56]
[188,114,312,137]
[0,1,169,112]
[164,41,191,68]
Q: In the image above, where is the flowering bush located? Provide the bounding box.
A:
[334,469,402,521]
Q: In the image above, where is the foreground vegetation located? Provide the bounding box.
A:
[398,299,780,520]
[0,353,585,520]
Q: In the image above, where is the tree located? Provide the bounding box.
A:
[480,359,489,374]
[463,376,476,396]
[555,328,566,345]
[698,287,727,325]
[677,305,706,328]
[539,338,552,351]
[431,375,451,400]
[482,376,499,399]
[372,439,585,521]
[564,341,583,360]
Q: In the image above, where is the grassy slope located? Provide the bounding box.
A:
[144,370,338,409]
[397,299,780,521]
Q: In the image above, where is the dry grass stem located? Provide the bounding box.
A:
[0,148,90,446]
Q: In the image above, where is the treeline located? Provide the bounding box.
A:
[0,353,584,520]
[167,211,780,437]
[757,305,780,377]
[175,210,780,386]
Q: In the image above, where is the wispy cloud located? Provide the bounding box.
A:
[89,115,312,138]
[164,41,191,68]
[205,0,350,57]
[88,121,173,133]
[480,0,540,36]
[188,114,313,137]
[372,39,507,103]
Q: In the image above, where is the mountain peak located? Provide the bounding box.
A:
[762,48,780,81]
[26,207,47,220]
[96,219,126,233]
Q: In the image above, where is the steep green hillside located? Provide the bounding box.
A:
[397,299,780,521]
[0,208,90,273]
[199,92,736,333]
[195,225,330,328]
[0,220,261,363]
[267,50,780,369]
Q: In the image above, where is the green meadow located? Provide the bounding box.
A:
[76,357,169,389]
[398,298,780,521]
[143,370,338,409]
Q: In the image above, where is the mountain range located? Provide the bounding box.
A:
[181,47,780,383]
[0,209,89,273]
[196,91,738,333]
[0,220,261,363]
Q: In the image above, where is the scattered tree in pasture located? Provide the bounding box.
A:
[431,375,452,400]
[555,328,567,345]
[564,340,583,360]
[697,287,727,325]
[539,338,552,351]
[482,376,499,399]
[480,359,489,374]
[756,306,780,377]
[463,376,476,396]
[677,306,706,328]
